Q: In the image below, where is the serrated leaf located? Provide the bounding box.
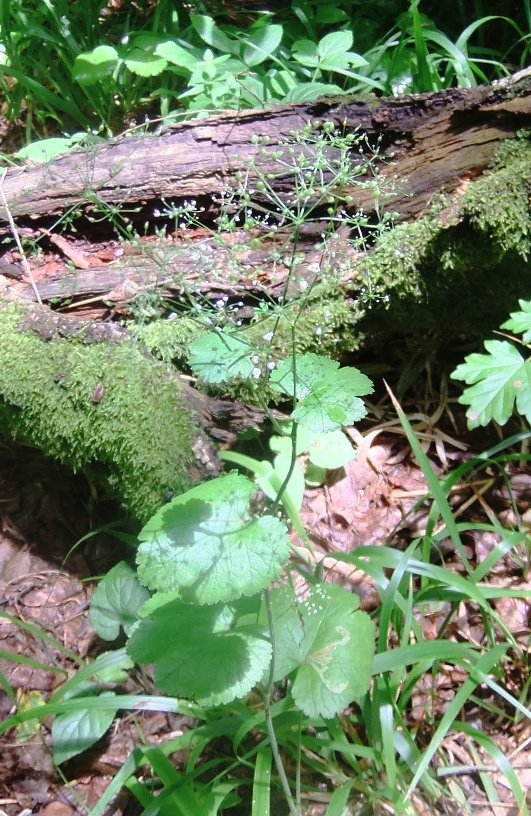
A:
[269,353,339,399]
[188,331,255,383]
[127,597,271,705]
[451,339,531,428]
[89,562,150,641]
[52,692,116,765]
[136,473,290,604]
[501,299,531,345]
[266,585,374,719]
[292,370,371,433]
[72,45,118,85]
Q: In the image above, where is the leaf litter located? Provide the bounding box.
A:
[0,412,530,815]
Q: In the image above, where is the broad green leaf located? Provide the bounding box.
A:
[191,15,240,55]
[292,32,367,72]
[317,30,368,70]
[15,137,77,163]
[89,562,150,641]
[283,82,344,102]
[306,429,355,469]
[52,691,116,765]
[451,339,531,428]
[127,597,271,705]
[155,40,199,70]
[501,299,531,345]
[136,473,290,604]
[243,25,283,67]
[292,368,372,433]
[125,43,168,77]
[188,331,255,383]
[266,585,374,718]
[269,353,339,399]
[72,45,118,85]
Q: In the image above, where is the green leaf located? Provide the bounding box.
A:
[451,340,531,428]
[124,35,169,77]
[266,585,374,719]
[292,368,372,433]
[72,45,118,85]
[191,15,240,55]
[188,331,255,383]
[52,692,116,765]
[306,429,355,469]
[269,353,339,399]
[501,299,531,345]
[292,32,367,72]
[155,39,199,70]
[243,25,283,67]
[89,562,150,641]
[14,137,79,163]
[127,596,271,705]
[283,82,344,103]
[136,473,290,604]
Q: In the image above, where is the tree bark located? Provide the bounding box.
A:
[1,69,530,308]
[1,69,529,225]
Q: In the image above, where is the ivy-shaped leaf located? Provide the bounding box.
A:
[136,473,290,604]
[266,584,374,719]
[292,367,373,434]
[451,339,531,428]
[500,299,531,345]
[188,331,255,383]
[127,596,271,706]
[90,561,150,640]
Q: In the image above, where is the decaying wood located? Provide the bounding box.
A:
[1,69,530,225]
[2,70,529,309]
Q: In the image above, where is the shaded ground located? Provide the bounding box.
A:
[0,408,530,815]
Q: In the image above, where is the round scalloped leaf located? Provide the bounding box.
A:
[136,473,290,604]
[127,598,271,706]
[266,585,374,719]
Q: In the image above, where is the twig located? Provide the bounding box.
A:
[0,169,42,305]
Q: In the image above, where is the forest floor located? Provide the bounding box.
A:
[0,405,530,816]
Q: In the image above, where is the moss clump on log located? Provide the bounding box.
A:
[0,302,214,521]
[358,135,531,338]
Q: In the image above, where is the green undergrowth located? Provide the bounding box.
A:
[0,301,211,521]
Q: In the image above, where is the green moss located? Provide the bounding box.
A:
[0,302,210,521]
[356,134,531,338]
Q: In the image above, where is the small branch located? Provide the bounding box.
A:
[0,169,42,305]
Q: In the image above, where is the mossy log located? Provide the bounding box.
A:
[0,300,232,521]
[1,73,530,517]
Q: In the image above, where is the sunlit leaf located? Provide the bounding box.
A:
[136,473,290,604]
[90,562,150,641]
[127,596,270,705]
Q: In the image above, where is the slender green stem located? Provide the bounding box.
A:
[263,590,300,816]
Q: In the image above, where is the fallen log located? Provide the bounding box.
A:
[1,69,530,226]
